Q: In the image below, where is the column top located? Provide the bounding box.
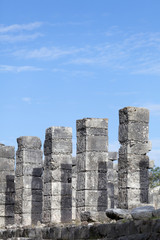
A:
[17,136,42,149]
[45,126,72,138]
[76,118,108,130]
[119,107,149,123]
[0,145,15,159]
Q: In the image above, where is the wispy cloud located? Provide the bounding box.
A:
[13,46,84,60]
[0,65,43,73]
[0,33,43,42]
[22,97,31,104]
[0,22,43,33]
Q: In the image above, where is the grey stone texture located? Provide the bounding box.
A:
[0,144,15,227]
[72,156,77,221]
[0,218,160,239]
[106,208,131,220]
[43,127,72,224]
[76,118,108,220]
[15,136,43,226]
[118,107,151,209]
[131,206,155,220]
[108,152,118,208]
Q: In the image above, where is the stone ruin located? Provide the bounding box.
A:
[0,106,157,229]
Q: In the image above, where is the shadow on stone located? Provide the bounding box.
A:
[139,158,149,203]
[31,168,43,225]
[5,175,15,226]
[61,164,72,223]
[97,162,108,211]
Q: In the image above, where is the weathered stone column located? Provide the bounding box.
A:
[0,144,15,227]
[43,127,72,223]
[72,156,77,221]
[76,118,108,220]
[118,107,151,209]
[108,152,117,208]
[15,137,43,226]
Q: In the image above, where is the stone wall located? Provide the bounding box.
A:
[0,219,160,239]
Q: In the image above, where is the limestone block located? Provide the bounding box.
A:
[0,173,14,182]
[0,146,15,159]
[43,182,71,196]
[77,128,108,137]
[0,158,14,171]
[44,155,72,169]
[0,217,5,227]
[0,205,14,217]
[107,182,114,197]
[22,213,32,226]
[44,139,72,155]
[50,209,61,223]
[17,136,41,150]
[77,190,107,207]
[0,192,15,205]
[16,149,42,165]
[107,169,114,181]
[108,152,118,161]
[107,160,113,169]
[45,126,72,139]
[118,170,149,189]
[0,181,15,193]
[77,135,108,153]
[118,154,149,171]
[15,189,42,202]
[15,176,42,190]
[76,118,108,130]
[119,141,152,155]
[77,171,107,190]
[16,163,43,177]
[119,122,149,143]
[119,107,149,124]
[43,168,71,183]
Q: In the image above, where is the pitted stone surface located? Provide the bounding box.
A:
[131,206,155,220]
[106,208,131,220]
[118,107,151,209]
[76,118,108,220]
[17,136,42,149]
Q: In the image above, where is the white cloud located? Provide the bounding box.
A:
[0,22,43,33]
[13,47,84,60]
[0,33,43,42]
[22,97,31,104]
[0,65,43,72]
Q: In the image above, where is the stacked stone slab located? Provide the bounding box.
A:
[72,156,77,221]
[0,144,15,227]
[43,127,72,223]
[118,107,151,209]
[76,118,108,219]
[15,137,43,226]
[108,152,117,208]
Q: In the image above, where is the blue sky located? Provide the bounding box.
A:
[0,0,160,165]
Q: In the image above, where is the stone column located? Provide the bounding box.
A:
[0,144,15,227]
[43,127,72,223]
[76,118,108,220]
[118,107,151,209]
[108,152,117,208]
[72,156,77,221]
[15,137,43,226]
